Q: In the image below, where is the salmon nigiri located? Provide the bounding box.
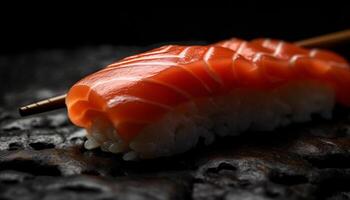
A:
[66,41,350,160]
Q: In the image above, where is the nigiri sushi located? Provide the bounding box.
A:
[66,40,350,160]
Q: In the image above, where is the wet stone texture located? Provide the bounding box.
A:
[1,45,350,200]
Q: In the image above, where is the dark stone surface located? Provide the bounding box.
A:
[1,45,350,200]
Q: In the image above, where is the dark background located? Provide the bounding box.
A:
[1,6,350,200]
[1,6,349,54]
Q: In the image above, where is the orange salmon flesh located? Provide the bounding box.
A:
[66,39,350,144]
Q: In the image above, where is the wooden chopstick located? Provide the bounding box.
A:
[18,29,350,117]
[295,29,350,48]
[19,94,67,116]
